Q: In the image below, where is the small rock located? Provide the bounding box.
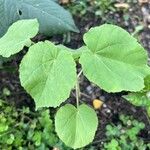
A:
[93,99,104,110]
[103,104,107,108]
[99,96,105,101]
[106,109,111,113]
[86,85,93,94]
[60,0,70,4]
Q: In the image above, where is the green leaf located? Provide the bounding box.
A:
[0,0,78,37]
[33,131,42,146]
[6,134,15,145]
[123,91,150,117]
[144,75,150,91]
[55,104,98,149]
[123,92,150,107]
[104,139,120,150]
[123,75,150,113]
[19,41,77,109]
[0,19,39,58]
[80,24,150,92]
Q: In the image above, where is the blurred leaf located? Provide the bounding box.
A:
[3,88,11,96]
[0,0,78,37]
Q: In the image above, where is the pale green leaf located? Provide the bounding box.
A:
[0,0,78,37]
[19,41,77,109]
[0,19,39,57]
[80,24,150,92]
[55,104,98,149]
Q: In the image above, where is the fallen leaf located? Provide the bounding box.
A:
[114,3,130,9]
[60,0,70,4]
[53,148,60,150]
[138,0,148,4]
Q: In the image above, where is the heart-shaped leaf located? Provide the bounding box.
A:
[0,19,39,57]
[55,104,98,149]
[0,0,78,37]
[19,41,77,109]
[80,24,150,92]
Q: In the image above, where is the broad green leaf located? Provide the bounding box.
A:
[0,0,78,37]
[0,19,39,57]
[55,104,98,149]
[80,24,150,92]
[19,41,77,109]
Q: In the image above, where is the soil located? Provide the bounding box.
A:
[0,1,150,149]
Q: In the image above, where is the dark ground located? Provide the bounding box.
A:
[0,1,150,149]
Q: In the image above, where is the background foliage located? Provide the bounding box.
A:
[0,0,78,37]
[104,114,150,150]
[0,99,58,150]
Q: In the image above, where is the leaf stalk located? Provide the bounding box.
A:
[76,70,82,108]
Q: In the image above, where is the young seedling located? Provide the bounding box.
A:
[0,19,149,149]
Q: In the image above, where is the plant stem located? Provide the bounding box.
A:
[76,70,82,108]
[76,79,80,108]
[77,70,83,78]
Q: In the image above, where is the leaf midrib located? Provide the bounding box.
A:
[94,54,143,81]
[95,50,144,67]
[95,42,131,53]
